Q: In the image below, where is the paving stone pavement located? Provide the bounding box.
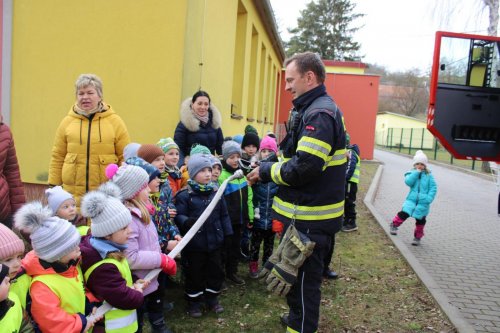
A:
[371,149,500,333]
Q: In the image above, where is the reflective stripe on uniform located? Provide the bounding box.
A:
[271,162,290,186]
[273,197,344,220]
[296,137,331,162]
[322,149,347,169]
[105,309,138,330]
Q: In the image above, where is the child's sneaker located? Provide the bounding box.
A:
[389,222,398,235]
[207,299,224,314]
[411,237,421,246]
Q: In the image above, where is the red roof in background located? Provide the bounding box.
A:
[322,60,366,68]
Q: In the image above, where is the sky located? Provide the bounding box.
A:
[270,0,491,73]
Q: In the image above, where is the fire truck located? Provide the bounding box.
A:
[427,31,500,213]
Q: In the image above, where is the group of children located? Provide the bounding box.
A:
[0,128,281,332]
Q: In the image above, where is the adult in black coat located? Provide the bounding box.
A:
[174,91,224,166]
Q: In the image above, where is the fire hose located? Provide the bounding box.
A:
[87,169,245,322]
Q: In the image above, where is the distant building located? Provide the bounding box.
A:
[277,60,379,160]
[376,112,434,149]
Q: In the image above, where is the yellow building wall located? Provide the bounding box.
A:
[11,0,187,184]
[182,0,283,138]
[376,113,433,149]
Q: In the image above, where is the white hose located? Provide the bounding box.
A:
[87,169,245,322]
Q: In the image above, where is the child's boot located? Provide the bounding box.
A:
[390,215,404,235]
[148,311,173,333]
[412,225,425,246]
[249,261,259,279]
[187,301,203,318]
[206,296,224,314]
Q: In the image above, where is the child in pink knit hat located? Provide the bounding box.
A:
[0,223,30,311]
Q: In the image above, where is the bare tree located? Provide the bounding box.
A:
[483,0,499,35]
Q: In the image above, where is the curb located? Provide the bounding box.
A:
[363,164,476,333]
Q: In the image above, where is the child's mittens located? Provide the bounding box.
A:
[161,254,177,275]
[272,219,284,236]
[254,207,260,220]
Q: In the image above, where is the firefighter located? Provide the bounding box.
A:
[247,52,347,333]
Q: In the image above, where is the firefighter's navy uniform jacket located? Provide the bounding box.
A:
[260,84,347,333]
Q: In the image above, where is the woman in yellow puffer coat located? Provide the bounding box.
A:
[48,74,130,207]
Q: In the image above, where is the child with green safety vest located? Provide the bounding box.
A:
[15,202,99,333]
[0,263,34,333]
[96,163,177,332]
[80,185,147,333]
[45,186,90,236]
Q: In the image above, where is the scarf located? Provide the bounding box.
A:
[165,165,182,179]
[73,101,106,117]
[90,237,128,259]
[188,180,215,194]
[192,109,209,126]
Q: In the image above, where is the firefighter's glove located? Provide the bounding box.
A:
[257,231,287,280]
[265,225,315,297]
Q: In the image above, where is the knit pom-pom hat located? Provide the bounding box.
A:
[157,137,179,153]
[45,186,74,215]
[14,202,79,263]
[105,163,149,200]
[190,144,211,156]
[259,135,278,153]
[81,183,131,238]
[413,150,428,167]
[222,140,241,160]
[0,223,25,260]
[137,144,164,164]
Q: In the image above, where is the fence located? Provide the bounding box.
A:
[378,127,489,172]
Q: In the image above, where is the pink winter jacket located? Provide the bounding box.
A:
[124,207,162,296]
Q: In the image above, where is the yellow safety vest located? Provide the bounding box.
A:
[31,266,86,316]
[84,258,138,333]
[10,273,31,310]
[0,291,23,333]
[348,150,360,184]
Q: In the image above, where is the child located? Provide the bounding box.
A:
[248,136,279,278]
[157,137,184,196]
[239,132,260,174]
[342,134,361,232]
[0,263,34,332]
[0,223,30,311]
[15,202,97,333]
[126,157,182,253]
[105,164,177,332]
[390,150,437,246]
[138,144,166,174]
[210,155,222,186]
[80,186,146,333]
[218,140,253,285]
[45,186,89,236]
[174,153,232,317]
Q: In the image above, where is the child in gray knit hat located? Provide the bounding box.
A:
[80,184,145,332]
[175,153,233,317]
[14,202,99,332]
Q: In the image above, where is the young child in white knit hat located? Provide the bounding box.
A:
[45,186,89,236]
[14,202,99,332]
[104,163,177,332]
[389,150,438,246]
[80,184,147,333]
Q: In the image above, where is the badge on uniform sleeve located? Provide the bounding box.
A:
[305,125,316,131]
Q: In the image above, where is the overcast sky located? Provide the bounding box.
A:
[270,0,491,73]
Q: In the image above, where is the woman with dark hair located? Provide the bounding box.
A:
[174,91,224,166]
